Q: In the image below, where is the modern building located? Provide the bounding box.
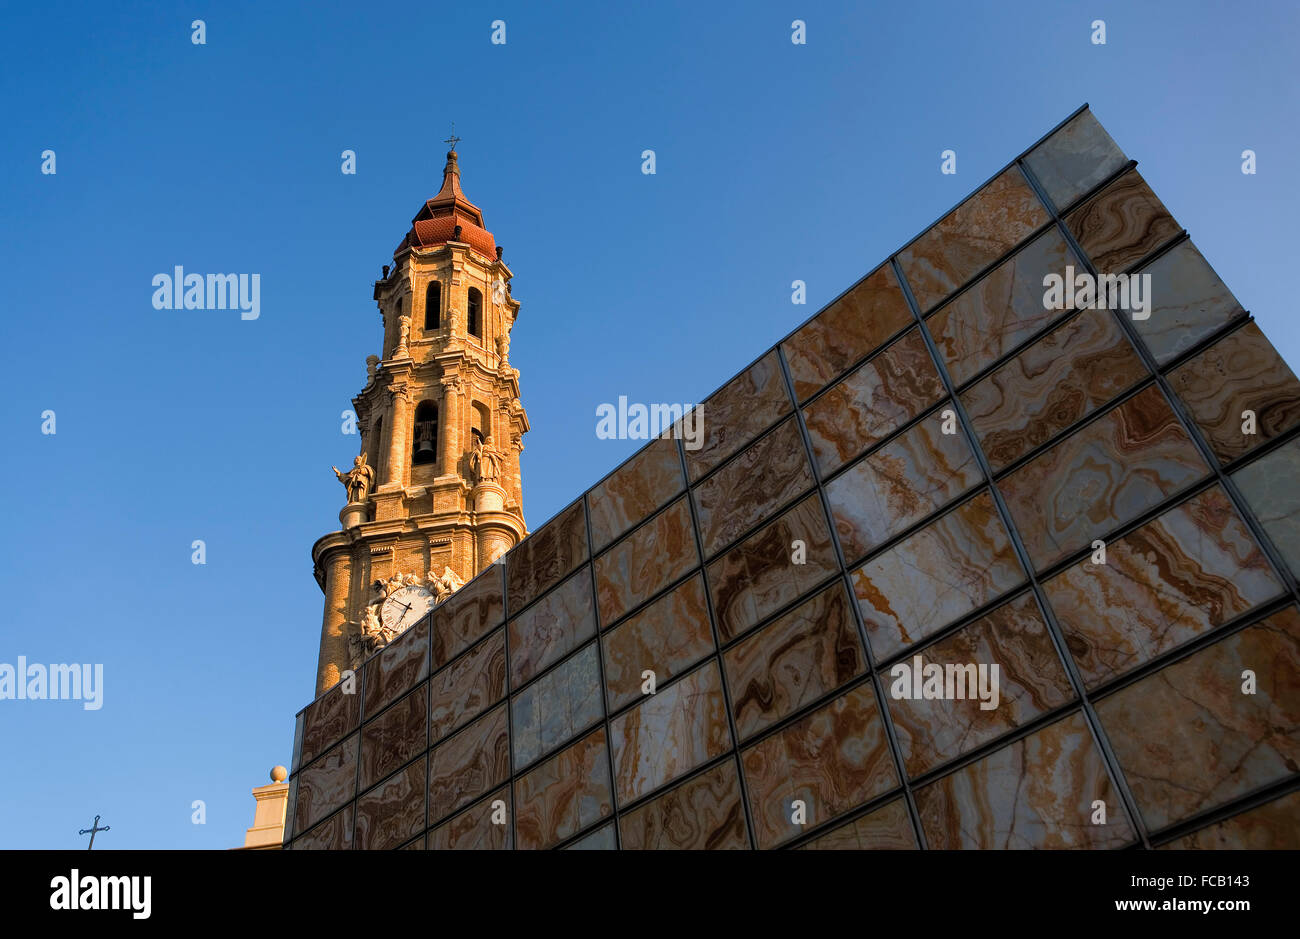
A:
[285,106,1300,850]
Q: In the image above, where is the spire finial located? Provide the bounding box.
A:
[444,123,461,153]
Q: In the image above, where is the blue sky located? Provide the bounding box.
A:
[1,0,1297,848]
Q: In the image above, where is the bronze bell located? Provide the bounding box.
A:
[414,421,437,462]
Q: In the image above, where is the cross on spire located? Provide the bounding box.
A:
[444,123,461,153]
[79,815,110,850]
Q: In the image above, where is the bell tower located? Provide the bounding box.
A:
[311,144,529,696]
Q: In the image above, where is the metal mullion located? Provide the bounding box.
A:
[891,253,1155,850]
[497,559,516,850]
[910,218,1062,319]
[349,664,366,849]
[293,802,351,850]
[709,571,843,657]
[895,702,1089,797]
[868,481,1293,689]
[591,480,688,557]
[945,304,1093,397]
[707,671,879,769]
[1017,157,1300,605]
[426,779,511,841]
[1015,475,1224,587]
[591,486,696,566]
[885,104,1094,268]
[868,584,1042,676]
[695,482,821,566]
[1151,307,1254,378]
[776,114,1133,416]
[424,702,511,833]
[911,161,1146,397]
[834,481,993,577]
[1217,421,1300,479]
[775,343,929,850]
[582,493,623,849]
[684,406,798,491]
[985,377,1162,484]
[505,621,617,736]
[605,731,740,822]
[1147,773,1300,847]
[791,320,919,408]
[1085,592,1297,705]
[503,556,588,624]
[816,395,955,489]
[423,605,433,844]
[1049,158,1139,220]
[781,781,915,850]
[550,818,620,851]
[788,107,1100,379]
[598,566,703,639]
[677,433,761,850]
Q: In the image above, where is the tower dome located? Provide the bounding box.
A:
[399,150,498,260]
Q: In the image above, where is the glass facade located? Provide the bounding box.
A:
[286,107,1300,849]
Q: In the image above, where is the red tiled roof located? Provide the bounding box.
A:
[396,151,498,260]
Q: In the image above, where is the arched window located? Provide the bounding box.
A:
[390,298,404,357]
[470,401,490,447]
[424,281,441,330]
[467,287,482,338]
[412,401,438,466]
[372,417,385,481]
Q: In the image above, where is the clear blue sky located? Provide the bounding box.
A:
[2,0,1297,849]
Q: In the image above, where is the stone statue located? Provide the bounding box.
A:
[362,604,384,640]
[333,453,375,504]
[348,605,388,669]
[427,566,465,602]
[471,436,503,485]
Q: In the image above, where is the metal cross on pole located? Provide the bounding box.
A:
[444,123,461,152]
[79,815,110,850]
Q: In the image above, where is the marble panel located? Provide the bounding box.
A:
[1044,486,1281,688]
[803,328,946,476]
[852,490,1025,660]
[782,263,915,401]
[610,661,732,803]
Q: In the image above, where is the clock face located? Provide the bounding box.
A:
[379,584,435,636]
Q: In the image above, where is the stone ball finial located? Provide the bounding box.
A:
[271,765,288,783]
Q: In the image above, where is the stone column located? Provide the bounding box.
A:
[440,376,461,476]
[508,433,524,511]
[315,549,352,696]
[476,524,514,568]
[385,383,410,488]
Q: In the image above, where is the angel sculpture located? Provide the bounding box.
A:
[427,566,465,602]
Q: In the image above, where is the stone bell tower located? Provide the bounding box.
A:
[311,144,529,695]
